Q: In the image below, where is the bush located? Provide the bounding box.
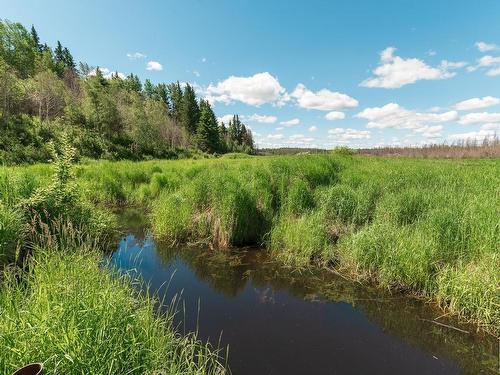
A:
[20,136,113,244]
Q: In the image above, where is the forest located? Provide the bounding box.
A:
[0,19,254,165]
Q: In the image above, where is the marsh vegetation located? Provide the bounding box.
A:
[0,137,498,374]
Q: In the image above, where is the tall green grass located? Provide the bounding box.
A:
[0,247,225,374]
[0,143,226,374]
[0,203,24,262]
[1,154,498,335]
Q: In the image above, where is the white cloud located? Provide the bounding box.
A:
[478,55,500,67]
[440,60,468,70]
[217,114,234,124]
[291,84,358,111]
[475,41,498,52]
[205,72,288,106]
[360,47,455,88]
[267,133,284,140]
[328,128,371,140]
[275,127,284,131]
[486,67,500,76]
[468,55,500,76]
[245,114,277,123]
[127,52,147,60]
[454,96,500,111]
[146,61,163,71]
[356,103,458,130]
[427,50,437,56]
[412,125,443,138]
[280,118,300,126]
[193,70,200,77]
[449,129,498,142]
[288,134,315,144]
[308,126,317,132]
[325,111,345,121]
[481,123,500,131]
[88,67,125,80]
[458,112,500,125]
[201,57,207,63]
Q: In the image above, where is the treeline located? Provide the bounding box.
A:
[0,20,254,164]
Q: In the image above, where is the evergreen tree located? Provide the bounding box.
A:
[62,47,75,70]
[154,83,169,108]
[167,82,183,122]
[219,122,228,152]
[181,83,200,136]
[143,79,154,99]
[241,124,254,150]
[124,74,142,92]
[94,67,108,86]
[30,25,42,52]
[228,118,237,149]
[54,41,64,61]
[53,41,66,76]
[196,100,219,153]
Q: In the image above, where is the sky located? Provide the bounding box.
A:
[2,0,500,148]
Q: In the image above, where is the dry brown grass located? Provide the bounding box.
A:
[357,137,500,158]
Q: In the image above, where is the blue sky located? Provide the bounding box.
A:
[2,0,500,148]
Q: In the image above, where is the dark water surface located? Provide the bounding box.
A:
[110,211,498,375]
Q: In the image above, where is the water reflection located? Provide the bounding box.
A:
[111,231,498,375]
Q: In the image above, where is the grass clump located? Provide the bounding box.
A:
[436,253,500,333]
[0,203,24,262]
[269,211,331,267]
[0,248,225,374]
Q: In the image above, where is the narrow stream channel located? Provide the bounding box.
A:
[110,210,498,375]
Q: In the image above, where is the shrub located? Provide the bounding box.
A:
[20,136,113,244]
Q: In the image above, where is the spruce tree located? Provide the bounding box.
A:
[228,118,237,150]
[196,100,219,153]
[125,74,142,92]
[181,83,200,136]
[62,47,75,70]
[143,79,154,99]
[54,41,64,61]
[167,82,183,122]
[30,25,42,52]
[154,83,169,108]
[53,41,66,76]
[219,122,228,151]
[94,67,108,86]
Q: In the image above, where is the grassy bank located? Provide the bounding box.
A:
[1,154,499,336]
[0,145,225,374]
[0,247,225,374]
